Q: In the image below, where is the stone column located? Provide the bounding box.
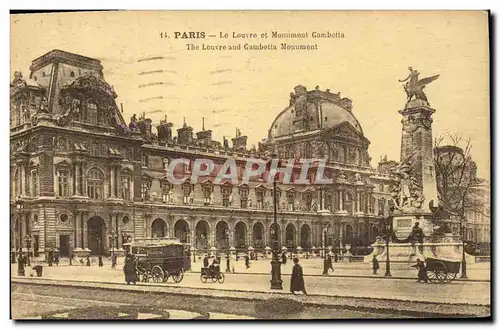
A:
[110,167,115,198]
[20,165,26,197]
[116,213,122,249]
[74,163,80,195]
[356,192,361,213]
[74,212,81,250]
[339,190,344,211]
[83,215,89,250]
[116,167,121,199]
[82,162,88,197]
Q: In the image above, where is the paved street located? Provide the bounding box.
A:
[12,260,490,306]
[27,255,491,281]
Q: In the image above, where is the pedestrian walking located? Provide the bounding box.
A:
[69,253,74,266]
[334,253,338,263]
[327,254,334,273]
[85,256,91,267]
[98,255,103,267]
[372,255,380,274]
[123,254,137,285]
[203,254,209,268]
[54,253,60,266]
[111,254,117,269]
[290,257,307,295]
[281,252,287,264]
[244,254,250,269]
[413,259,428,283]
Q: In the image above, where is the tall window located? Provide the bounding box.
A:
[87,168,104,199]
[141,155,148,168]
[221,186,231,207]
[378,198,386,216]
[97,107,107,126]
[271,188,281,210]
[239,187,249,208]
[202,184,212,206]
[58,170,69,197]
[303,142,313,159]
[140,181,151,201]
[256,190,264,209]
[183,183,193,204]
[31,170,38,197]
[161,181,173,203]
[87,101,98,125]
[287,191,295,211]
[121,175,131,201]
[303,192,312,211]
[369,196,376,214]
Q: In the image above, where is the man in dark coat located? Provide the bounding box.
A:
[54,253,60,266]
[203,255,209,268]
[123,254,137,285]
[244,254,250,269]
[372,255,380,274]
[290,258,307,295]
[98,255,103,267]
[111,254,117,269]
[281,252,287,264]
[326,254,334,273]
[85,256,91,267]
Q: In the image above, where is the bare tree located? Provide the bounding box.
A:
[434,133,486,227]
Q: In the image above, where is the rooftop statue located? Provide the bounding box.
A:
[399,67,439,104]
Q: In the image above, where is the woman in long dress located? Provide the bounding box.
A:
[123,254,138,285]
[290,258,307,295]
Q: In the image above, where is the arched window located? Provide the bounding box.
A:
[87,168,104,199]
[303,142,313,159]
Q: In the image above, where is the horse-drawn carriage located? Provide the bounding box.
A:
[423,257,461,284]
[124,238,186,284]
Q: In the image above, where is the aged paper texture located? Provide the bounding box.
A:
[10,10,490,320]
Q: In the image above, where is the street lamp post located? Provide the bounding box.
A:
[24,235,32,267]
[15,198,25,275]
[225,229,230,273]
[322,225,328,275]
[193,235,196,263]
[460,216,468,279]
[109,230,117,256]
[270,170,283,290]
[383,216,392,277]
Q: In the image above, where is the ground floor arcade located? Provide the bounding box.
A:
[11,201,382,258]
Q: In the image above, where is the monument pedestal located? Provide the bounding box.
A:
[364,234,473,263]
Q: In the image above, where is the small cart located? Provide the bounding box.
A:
[425,257,461,284]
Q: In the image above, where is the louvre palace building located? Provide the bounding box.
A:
[10,50,393,258]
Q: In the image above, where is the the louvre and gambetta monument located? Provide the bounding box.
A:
[10,49,403,260]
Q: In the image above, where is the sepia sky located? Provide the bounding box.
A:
[10,11,490,179]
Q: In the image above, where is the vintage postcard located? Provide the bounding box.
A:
[10,10,490,320]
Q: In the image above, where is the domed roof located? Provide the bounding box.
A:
[268,86,363,139]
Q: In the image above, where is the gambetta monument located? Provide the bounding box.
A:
[367,67,464,263]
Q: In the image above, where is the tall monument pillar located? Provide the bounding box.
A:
[366,68,464,263]
[392,99,438,238]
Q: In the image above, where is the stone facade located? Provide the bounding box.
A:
[10,50,392,258]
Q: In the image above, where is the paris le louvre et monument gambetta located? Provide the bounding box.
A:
[9,11,490,320]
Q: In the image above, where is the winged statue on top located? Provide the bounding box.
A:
[399,67,439,104]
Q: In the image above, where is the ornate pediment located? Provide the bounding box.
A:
[61,74,117,99]
[329,122,363,141]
